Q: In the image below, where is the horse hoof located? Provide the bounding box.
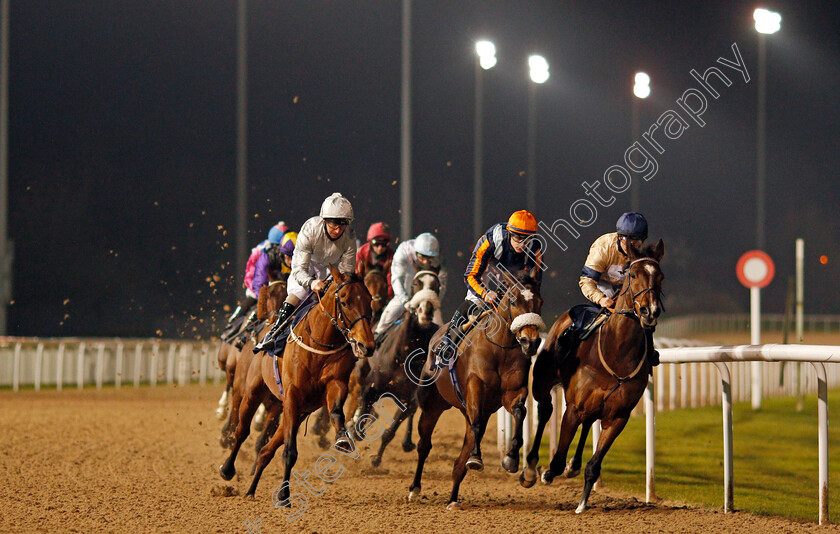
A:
[244,493,256,501]
[371,455,382,468]
[519,467,537,488]
[501,454,519,474]
[446,501,463,511]
[253,420,265,432]
[407,488,421,502]
[402,441,416,453]
[466,456,484,471]
[334,435,354,454]
[575,502,587,514]
[215,406,228,420]
[562,466,581,479]
[539,467,555,485]
[219,464,236,481]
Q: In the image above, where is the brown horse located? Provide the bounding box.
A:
[308,267,391,449]
[215,279,288,421]
[365,268,389,324]
[354,270,442,466]
[219,266,375,501]
[521,240,664,514]
[219,280,288,448]
[408,266,544,510]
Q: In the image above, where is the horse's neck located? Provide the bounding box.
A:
[603,312,645,354]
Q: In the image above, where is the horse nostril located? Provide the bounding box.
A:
[640,306,650,317]
[652,307,661,318]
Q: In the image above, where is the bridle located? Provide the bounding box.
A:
[613,258,662,327]
[289,277,372,355]
[364,269,387,304]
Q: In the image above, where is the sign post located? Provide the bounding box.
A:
[737,250,775,409]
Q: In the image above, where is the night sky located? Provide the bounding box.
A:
[7,0,840,339]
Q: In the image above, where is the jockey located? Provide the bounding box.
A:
[356,222,395,297]
[434,210,542,364]
[256,193,357,352]
[578,211,659,367]
[373,232,447,344]
[222,221,292,340]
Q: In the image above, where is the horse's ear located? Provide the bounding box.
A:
[652,239,665,262]
[626,238,640,260]
[529,264,542,285]
[328,264,343,283]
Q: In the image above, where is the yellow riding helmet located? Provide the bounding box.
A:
[506,210,538,235]
[278,231,297,256]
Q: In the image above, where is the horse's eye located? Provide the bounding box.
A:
[629,273,637,279]
[341,301,348,307]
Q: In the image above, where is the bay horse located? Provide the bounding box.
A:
[219,265,375,501]
[354,270,442,466]
[521,240,664,514]
[219,280,288,449]
[309,267,392,448]
[408,266,544,510]
[215,279,287,421]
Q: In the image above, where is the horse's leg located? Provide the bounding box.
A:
[564,418,593,478]
[250,399,282,475]
[401,403,418,452]
[219,380,266,480]
[501,390,528,474]
[576,415,629,514]
[540,401,581,485]
[521,347,560,486]
[371,398,416,468]
[219,368,247,449]
[252,403,267,432]
[408,388,448,501]
[216,383,230,421]
[246,393,300,500]
[445,418,476,510]
[311,408,332,450]
[464,379,488,471]
[325,379,353,451]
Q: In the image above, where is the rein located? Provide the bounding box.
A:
[288,277,371,356]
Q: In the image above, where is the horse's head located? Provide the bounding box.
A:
[257,280,288,321]
[620,239,665,329]
[501,265,545,357]
[328,265,376,358]
[363,269,389,323]
[407,271,441,326]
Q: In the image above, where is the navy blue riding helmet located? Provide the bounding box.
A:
[616,212,648,241]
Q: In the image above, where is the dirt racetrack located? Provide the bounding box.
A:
[2,384,836,533]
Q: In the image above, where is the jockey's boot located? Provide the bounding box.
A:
[432,309,468,369]
[373,330,386,350]
[220,305,243,341]
[232,311,258,350]
[645,329,660,372]
[254,301,296,353]
[555,325,578,363]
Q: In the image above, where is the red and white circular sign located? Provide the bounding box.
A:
[736,250,775,289]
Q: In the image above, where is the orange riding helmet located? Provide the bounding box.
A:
[506,210,538,235]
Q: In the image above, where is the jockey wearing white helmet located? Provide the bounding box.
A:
[373,232,448,340]
[256,192,357,351]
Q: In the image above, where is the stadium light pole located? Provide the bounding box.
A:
[400,0,412,242]
[473,40,496,240]
[631,72,650,212]
[754,8,780,250]
[527,55,548,215]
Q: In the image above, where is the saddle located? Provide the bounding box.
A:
[221,313,248,343]
[266,296,318,358]
[568,304,610,341]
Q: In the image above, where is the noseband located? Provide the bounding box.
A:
[614,258,662,327]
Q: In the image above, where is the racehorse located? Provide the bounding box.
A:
[365,268,390,324]
[219,280,287,449]
[215,279,287,421]
[219,266,375,501]
[354,270,442,466]
[520,240,664,514]
[408,266,544,510]
[309,267,392,448]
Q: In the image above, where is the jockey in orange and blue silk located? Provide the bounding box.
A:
[433,210,542,367]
